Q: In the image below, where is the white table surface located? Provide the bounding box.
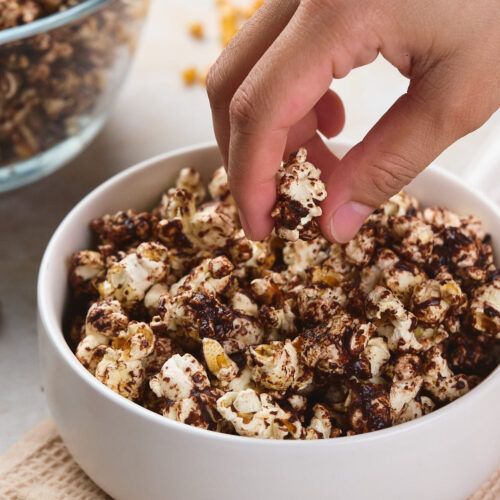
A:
[1,0,499,453]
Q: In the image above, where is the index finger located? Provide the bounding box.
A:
[227,3,346,240]
[207,0,300,167]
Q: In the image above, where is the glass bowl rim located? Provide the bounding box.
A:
[0,0,114,45]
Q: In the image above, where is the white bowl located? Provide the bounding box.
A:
[38,141,500,500]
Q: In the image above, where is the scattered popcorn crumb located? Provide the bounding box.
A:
[182,0,264,86]
[188,21,204,39]
[182,67,198,85]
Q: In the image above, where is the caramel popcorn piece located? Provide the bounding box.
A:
[181,0,263,87]
[271,149,327,241]
[216,0,264,46]
[217,0,240,47]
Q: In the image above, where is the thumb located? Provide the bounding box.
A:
[319,71,486,243]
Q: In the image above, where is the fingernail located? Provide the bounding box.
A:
[329,202,373,243]
[238,209,254,240]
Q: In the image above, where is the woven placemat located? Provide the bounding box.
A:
[0,419,498,500]
[0,420,109,500]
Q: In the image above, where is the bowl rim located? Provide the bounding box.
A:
[0,0,113,45]
[38,140,500,447]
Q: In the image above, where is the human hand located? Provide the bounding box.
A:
[207,0,500,242]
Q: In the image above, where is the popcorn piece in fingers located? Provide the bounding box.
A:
[271,148,327,241]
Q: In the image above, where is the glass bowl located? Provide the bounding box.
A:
[0,0,149,192]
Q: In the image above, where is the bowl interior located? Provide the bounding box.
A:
[38,140,500,439]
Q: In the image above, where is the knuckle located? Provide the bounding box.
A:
[369,152,418,201]
[229,85,259,131]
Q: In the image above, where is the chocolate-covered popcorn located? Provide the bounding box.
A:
[69,250,105,298]
[271,148,327,241]
[149,353,223,430]
[68,162,498,440]
[469,277,500,340]
[98,242,169,308]
[217,390,303,439]
[246,340,302,392]
[208,166,235,205]
[76,299,128,368]
[78,316,155,401]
